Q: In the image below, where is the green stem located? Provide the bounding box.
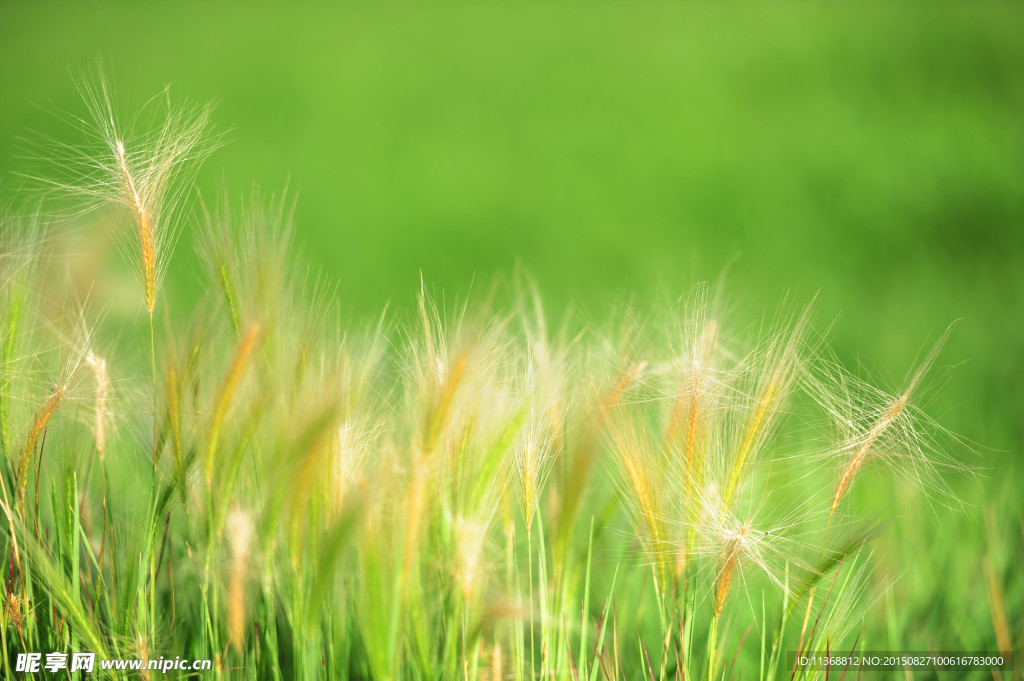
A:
[528,529,535,678]
[707,612,720,681]
[149,313,158,647]
[150,313,158,469]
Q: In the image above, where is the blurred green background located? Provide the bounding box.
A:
[2,0,1021,650]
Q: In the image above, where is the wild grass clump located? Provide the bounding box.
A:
[0,76,975,680]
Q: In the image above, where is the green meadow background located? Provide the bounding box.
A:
[1,0,1021,657]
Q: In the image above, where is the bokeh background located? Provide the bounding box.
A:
[2,0,1021,653]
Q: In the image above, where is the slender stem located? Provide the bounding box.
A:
[150,313,158,470]
[528,529,535,678]
[149,312,158,644]
[707,611,720,680]
[793,517,836,679]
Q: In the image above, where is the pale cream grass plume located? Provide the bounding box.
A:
[160,313,220,505]
[58,303,117,464]
[332,416,384,514]
[335,422,363,497]
[85,350,110,462]
[801,326,968,518]
[288,276,341,396]
[30,71,220,316]
[660,292,727,575]
[685,475,831,613]
[679,319,719,475]
[580,306,652,423]
[566,350,650,554]
[692,486,771,612]
[713,519,751,618]
[397,289,444,559]
[205,322,261,483]
[392,294,527,622]
[830,394,909,518]
[663,285,722,458]
[406,289,522,522]
[0,210,50,296]
[513,335,569,537]
[226,506,254,653]
[337,310,391,407]
[507,285,577,542]
[197,190,297,337]
[719,308,812,511]
[195,194,346,500]
[268,375,353,563]
[685,478,794,679]
[455,515,493,603]
[512,416,555,539]
[408,286,469,459]
[607,415,667,569]
[435,343,515,516]
[15,383,65,505]
[0,211,50,460]
[451,337,518,438]
[12,304,99,506]
[325,329,390,515]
